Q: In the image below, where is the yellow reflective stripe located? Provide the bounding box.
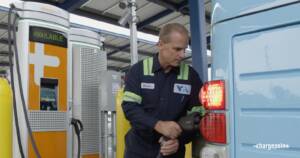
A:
[143,58,148,75]
[143,57,154,76]
[183,64,189,80]
[123,91,142,104]
[177,63,189,80]
[148,57,154,76]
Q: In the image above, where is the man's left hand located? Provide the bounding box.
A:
[159,138,179,156]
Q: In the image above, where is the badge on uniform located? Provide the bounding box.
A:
[141,82,155,90]
[173,83,191,95]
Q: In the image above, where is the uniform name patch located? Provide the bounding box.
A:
[173,83,191,95]
[141,82,155,90]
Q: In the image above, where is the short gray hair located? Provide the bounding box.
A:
[159,23,189,43]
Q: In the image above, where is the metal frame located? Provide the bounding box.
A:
[137,9,173,29]
[0,51,9,56]
[189,0,208,81]
[0,0,211,75]
[103,0,211,61]
[0,23,8,29]
[0,62,9,66]
[0,38,9,45]
[105,43,153,57]
[72,8,159,35]
[59,0,89,11]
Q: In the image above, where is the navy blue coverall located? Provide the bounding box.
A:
[122,54,202,158]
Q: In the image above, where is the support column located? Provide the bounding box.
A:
[189,0,208,81]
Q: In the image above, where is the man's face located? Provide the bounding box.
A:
[158,31,188,67]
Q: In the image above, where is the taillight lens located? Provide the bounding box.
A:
[200,80,225,110]
[200,113,226,144]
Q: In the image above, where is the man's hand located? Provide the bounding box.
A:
[159,138,179,156]
[154,121,182,139]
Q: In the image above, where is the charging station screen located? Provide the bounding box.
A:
[40,78,58,111]
[30,26,67,47]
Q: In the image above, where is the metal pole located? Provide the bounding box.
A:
[189,0,208,81]
[188,1,208,157]
[99,110,105,158]
[129,0,138,65]
[104,111,108,158]
[112,112,116,158]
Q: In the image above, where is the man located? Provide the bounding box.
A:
[122,23,202,158]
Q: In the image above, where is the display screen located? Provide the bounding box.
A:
[29,26,67,47]
[40,78,58,111]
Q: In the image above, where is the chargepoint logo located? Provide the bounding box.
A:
[253,143,290,150]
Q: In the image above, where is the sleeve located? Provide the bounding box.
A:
[122,63,159,131]
[179,67,203,144]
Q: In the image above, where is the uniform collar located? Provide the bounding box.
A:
[152,54,180,74]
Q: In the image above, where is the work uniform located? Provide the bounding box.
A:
[122,54,202,158]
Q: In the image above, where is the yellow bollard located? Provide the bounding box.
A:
[185,143,192,158]
[116,87,130,158]
[0,78,13,158]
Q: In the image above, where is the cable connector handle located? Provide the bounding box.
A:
[71,118,84,134]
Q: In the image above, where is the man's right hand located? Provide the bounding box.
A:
[154,121,182,139]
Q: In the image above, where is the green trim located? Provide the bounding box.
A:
[148,57,154,76]
[183,64,189,80]
[143,57,154,76]
[188,106,206,116]
[143,58,148,75]
[123,91,142,104]
[177,63,189,80]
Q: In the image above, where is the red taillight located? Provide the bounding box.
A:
[200,113,226,144]
[200,80,225,110]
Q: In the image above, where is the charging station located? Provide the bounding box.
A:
[70,27,107,158]
[12,2,72,158]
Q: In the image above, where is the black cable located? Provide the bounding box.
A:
[12,11,41,158]
[71,118,83,158]
[8,6,25,158]
[76,131,81,158]
[8,4,41,158]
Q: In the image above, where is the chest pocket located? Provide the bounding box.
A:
[140,80,158,113]
[141,57,191,117]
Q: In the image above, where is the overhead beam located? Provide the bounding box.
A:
[137,9,173,29]
[59,0,89,11]
[107,65,120,71]
[0,23,8,29]
[73,9,119,25]
[107,43,131,56]
[146,0,211,23]
[0,62,10,66]
[0,51,9,56]
[73,8,159,35]
[22,0,88,11]
[177,0,189,11]
[105,43,154,57]
[108,56,131,63]
[107,65,130,72]
[146,0,178,11]
[0,38,10,45]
